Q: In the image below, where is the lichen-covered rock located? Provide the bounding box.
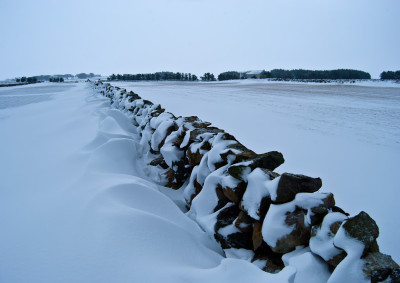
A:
[363,252,400,282]
[274,173,322,204]
[342,211,379,254]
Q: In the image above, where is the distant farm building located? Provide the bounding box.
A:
[243,70,264,79]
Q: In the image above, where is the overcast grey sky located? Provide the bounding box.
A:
[1,0,399,79]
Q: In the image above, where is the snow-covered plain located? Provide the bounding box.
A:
[112,79,400,263]
[0,83,297,282]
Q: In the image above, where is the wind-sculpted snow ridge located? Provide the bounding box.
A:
[91,80,399,282]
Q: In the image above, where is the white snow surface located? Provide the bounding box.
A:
[112,80,400,263]
[240,168,273,220]
[0,83,296,282]
[309,212,348,261]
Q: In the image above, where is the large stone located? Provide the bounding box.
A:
[171,159,190,187]
[252,247,285,273]
[187,141,211,166]
[309,193,336,226]
[152,121,178,151]
[215,230,253,250]
[274,173,322,204]
[182,116,212,129]
[310,211,348,267]
[126,91,141,101]
[149,155,168,169]
[189,127,223,143]
[272,208,310,253]
[214,184,230,212]
[251,151,285,171]
[227,151,284,181]
[234,211,253,233]
[342,211,379,253]
[362,252,400,282]
[215,204,241,231]
[252,221,263,250]
[222,181,247,204]
[163,168,177,189]
[219,142,256,164]
[214,204,252,249]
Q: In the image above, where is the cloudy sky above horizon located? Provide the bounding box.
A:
[1,0,399,80]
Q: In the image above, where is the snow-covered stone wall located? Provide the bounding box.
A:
[91,80,399,282]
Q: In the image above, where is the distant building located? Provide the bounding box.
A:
[243,70,264,79]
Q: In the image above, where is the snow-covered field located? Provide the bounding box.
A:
[0,83,295,282]
[112,79,400,263]
[0,81,399,282]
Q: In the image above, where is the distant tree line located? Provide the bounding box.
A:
[268,69,371,80]
[218,71,241,81]
[14,73,99,83]
[380,70,400,80]
[76,73,98,79]
[49,77,64,82]
[200,73,216,81]
[217,69,372,81]
[15,76,37,83]
[108,72,199,81]
[34,74,74,81]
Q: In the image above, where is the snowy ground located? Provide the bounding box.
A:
[0,83,296,282]
[112,79,400,263]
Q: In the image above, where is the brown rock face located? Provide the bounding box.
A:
[272,208,310,254]
[149,156,169,169]
[182,116,212,129]
[274,173,322,204]
[362,252,400,282]
[227,151,284,181]
[252,247,285,274]
[222,181,247,204]
[234,211,253,233]
[342,211,379,253]
[251,151,285,171]
[219,142,256,164]
[189,127,223,143]
[214,185,230,212]
[163,169,177,189]
[156,122,179,151]
[215,204,240,231]
[309,193,336,226]
[311,218,347,267]
[252,221,264,250]
[214,204,252,249]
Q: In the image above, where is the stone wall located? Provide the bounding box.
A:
[91,80,399,282]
